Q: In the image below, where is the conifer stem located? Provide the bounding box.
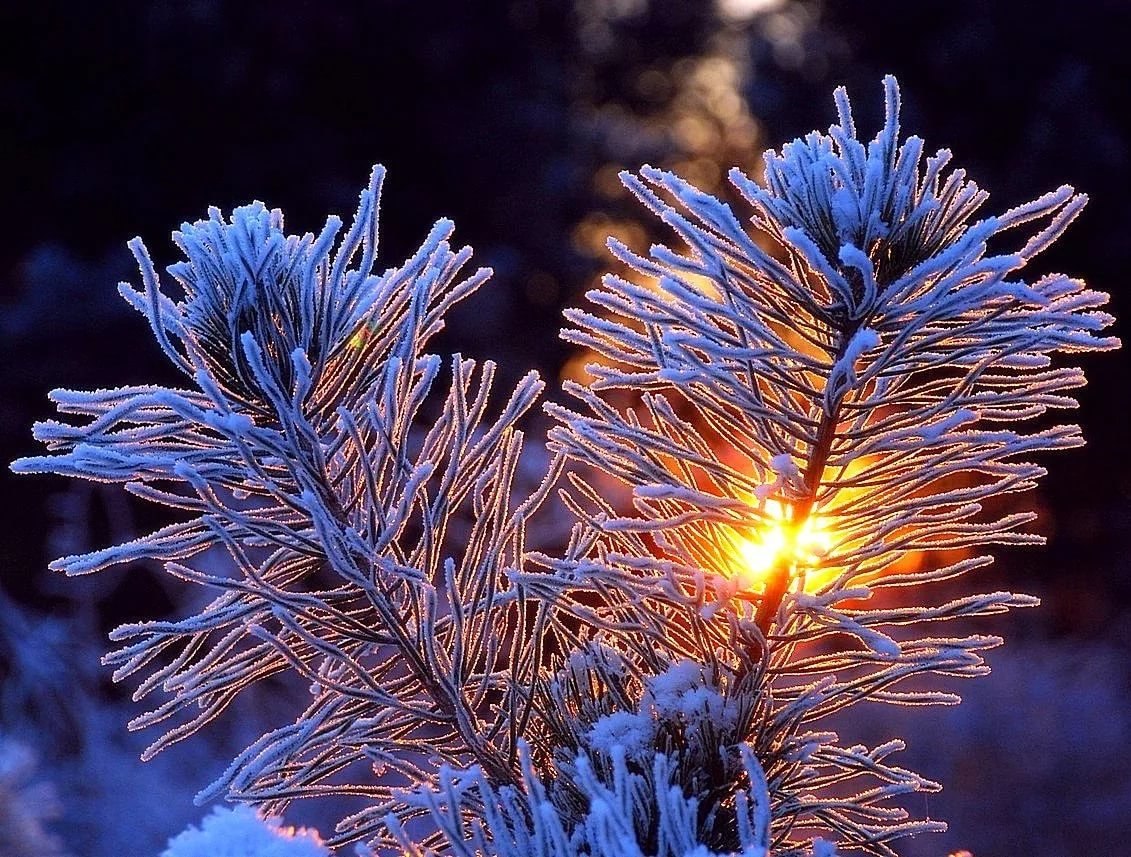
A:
[753,367,843,636]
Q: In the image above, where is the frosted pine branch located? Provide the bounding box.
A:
[385,740,785,857]
[543,76,1116,854]
[13,167,559,847]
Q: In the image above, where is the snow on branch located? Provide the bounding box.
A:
[542,75,1116,854]
[14,167,559,848]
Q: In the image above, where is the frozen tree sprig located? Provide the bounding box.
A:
[540,76,1117,853]
[385,739,787,857]
[13,167,559,848]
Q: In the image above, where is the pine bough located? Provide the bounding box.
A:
[14,78,1117,855]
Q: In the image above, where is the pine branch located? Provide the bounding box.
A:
[13,167,559,847]
[541,75,1117,854]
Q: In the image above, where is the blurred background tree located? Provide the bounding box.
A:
[1,2,1127,854]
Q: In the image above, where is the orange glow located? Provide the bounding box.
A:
[732,499,833,592]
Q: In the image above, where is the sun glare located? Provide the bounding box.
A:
[732,500,833,592]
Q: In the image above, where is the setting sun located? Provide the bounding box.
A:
[732,500,833,592]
